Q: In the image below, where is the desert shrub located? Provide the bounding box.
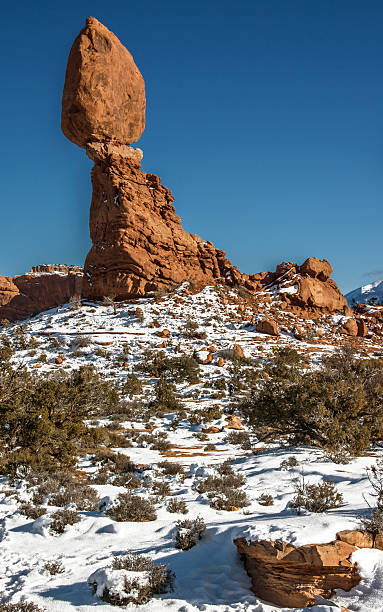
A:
[196,471,249,510]
[38,353,47,364]
[236,346,383,453]
[216,462,235,476]
[280,456,299,470]
[175,516,206,550]
[88,551,174,606]
[19,503,47,520]
[257,493,274,506]
[123,373,143,397]
[50,509,79,534]
[211,377,227,390]
[359,508,383,536]
[0,604,45,611]
[0,318,10,329]
[48,484,100,511]
[290,476,343,513]
[111,473,141,489]
[0,366,119,474]
[182,320,207,340]
[157,461,184,476]
[71,335,92,350]
[224,430,252,449]
[90,451,135,475]
[152,378,181,411]
[69,295,82,310]
[210,488,249,510]
[44,560,65,575]
[136,350,200,384]
[204,443,216,451]
[196,472,245,494]
[106,493,157,522]
[166,498,188,514]
[151,479,172,499]
[322,445,353,465]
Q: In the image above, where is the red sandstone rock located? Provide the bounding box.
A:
[256,319,280,336]
[339,318,358,337]
[356,319,368,337]
[234,536,360,608]
[231,344,245,359]
[202,426,221,434]
[299,257,333,281]
[156,329,170,338]
[0,270,83,322]
[216,357,225,367]
[61,17,145,148]
[225,415,243,430]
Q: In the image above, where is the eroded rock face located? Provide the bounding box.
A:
[61,17,145,148]
[0,269,83,321]
[82,144,255,299]
[271,258,351,319]
[234,536,360,608]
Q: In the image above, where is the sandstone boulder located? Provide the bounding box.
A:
[339,318,358,337]
[225,415,243,430]
[256,319,279,336]
[231,344,245,359]
[62,17,145,148]
[234,536,360,608]
[299,257,333,281]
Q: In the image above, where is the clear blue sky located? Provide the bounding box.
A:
[1,0,382,293]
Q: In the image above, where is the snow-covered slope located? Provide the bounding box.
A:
[0,284,383,611]
[346,278,383,306]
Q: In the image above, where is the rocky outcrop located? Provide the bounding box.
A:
[234,536,360,608]
[62,17,145,148]
[60,19,353,314]
[82,142,260,299]
[0,268,83,321]
[269,258,351,319]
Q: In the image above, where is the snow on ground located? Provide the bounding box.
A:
[1,285,383,611]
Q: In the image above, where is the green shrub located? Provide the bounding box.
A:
[236,346,383,453]
[152,377,181,412]
[290,477,343,513]
[123,373,143,397]
[0,366,119,474]
[136,350,200,383]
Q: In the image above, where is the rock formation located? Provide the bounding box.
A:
[234,535,360,608]
[62,17,145,148]
[60,18,353,313]
[0,19,356,323]
[0,267,83,321]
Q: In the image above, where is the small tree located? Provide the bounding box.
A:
[103,295,117,315]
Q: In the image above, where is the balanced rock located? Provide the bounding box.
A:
[62,17,145,148]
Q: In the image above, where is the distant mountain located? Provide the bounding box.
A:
[346,278,383,306]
